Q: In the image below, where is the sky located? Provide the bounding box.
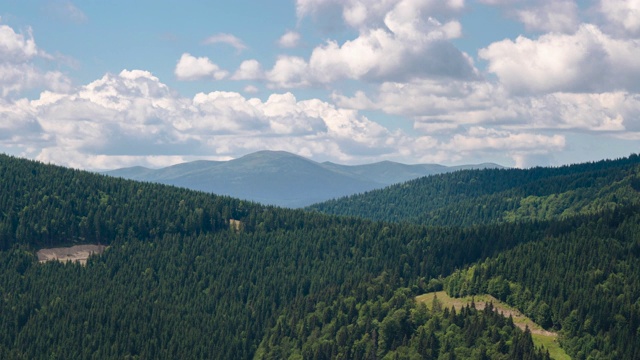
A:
[0,0,639,170]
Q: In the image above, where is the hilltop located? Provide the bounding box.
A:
[104,150,502,208]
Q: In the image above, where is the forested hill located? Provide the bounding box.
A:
[308,154,640,226]
[0,154,552,358]
[442,205,640,359]
[2,153,640,359]
[103,150,503,208]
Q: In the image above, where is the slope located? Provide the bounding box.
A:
[104,150,503,208]
[441,206,640,359]
[309,153,640,226]
[0,153,554,359]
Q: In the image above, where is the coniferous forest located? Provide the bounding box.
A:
[1,153,639,359]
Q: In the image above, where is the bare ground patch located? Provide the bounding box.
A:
[37,245,106,265]
[417,291,570,359]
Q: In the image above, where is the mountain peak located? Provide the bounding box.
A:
[104,151,506,208]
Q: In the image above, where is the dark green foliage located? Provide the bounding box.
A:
[309,153,640,226]
[2,153,640,358]
[256,276,550,360]
[0,154,559,358]
[444,206,640,359]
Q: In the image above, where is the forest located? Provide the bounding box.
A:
[0,153,639,359]
[308,154,640,227]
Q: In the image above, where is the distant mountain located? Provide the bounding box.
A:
[103,150,504,208]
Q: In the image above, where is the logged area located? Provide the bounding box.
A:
[417,291,570,360]
[36,245,106,265]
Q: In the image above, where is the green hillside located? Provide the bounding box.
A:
[1,153,639,358]
[308,154,640,226]
[442,205,640,358]
[0,154,547,359]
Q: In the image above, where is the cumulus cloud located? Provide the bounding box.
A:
[243,85,259,93]
[0,25,39,62]
[265,0,477,87]
[296,0,464,29]
[334,79,640,134]
[516,0,579,33]
[443,127,566,168]
[479,24,640,94]
[203,33,248,52]
[174,53,228,81]
[266,56,312,88]
[445,127,565,152]
[2,69,421,169]
[4,66,635,169]
[598,0,640,37]
[231,59,264,80]
[0,23,70,96]
[278,31,301,48]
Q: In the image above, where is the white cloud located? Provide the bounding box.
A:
[5,66,635,170]
[334,79,640,134]
[231,59,264,80]
[599,0,640,37]
[479,24,640,94]
[266,56,312,88]
[0,25,39,62]
[266,1,477,88]
[443,127,566,168]
[278,31,301,48]
[516,0,579,33]
[244,85,259,93]
[0,23,71,96]
[174,53,228,81]
[4,69,424,169]
[203,33,248,52]
[296,0,465,29]
[476,0,580,33]
[446,127,565,151]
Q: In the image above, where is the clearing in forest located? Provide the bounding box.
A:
[416,291,570,360]
[36,244,106,265]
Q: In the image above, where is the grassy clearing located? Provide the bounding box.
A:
[416,291,570,360]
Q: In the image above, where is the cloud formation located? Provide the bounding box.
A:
[0,24,70,97]
[0,67,571,170]
[278,31,301,48]
[203,33,248,52]
[599,0,640,37]
[174,53,228,81]
[7,69,410,169]
[479,24,640,94]
[516,0,578,33]
[259,0,477,88]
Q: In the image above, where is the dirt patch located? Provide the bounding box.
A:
[229,219,243,231]
[417,292,557,337]
[37,245,106,265]
[471,300,556,336]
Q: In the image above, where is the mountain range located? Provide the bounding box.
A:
[103,150,503,207]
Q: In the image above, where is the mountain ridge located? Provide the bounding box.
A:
[104,150,504,207]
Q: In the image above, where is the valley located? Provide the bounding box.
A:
[0,153,639,358]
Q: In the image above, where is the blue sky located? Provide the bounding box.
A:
[1,0,639,169]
